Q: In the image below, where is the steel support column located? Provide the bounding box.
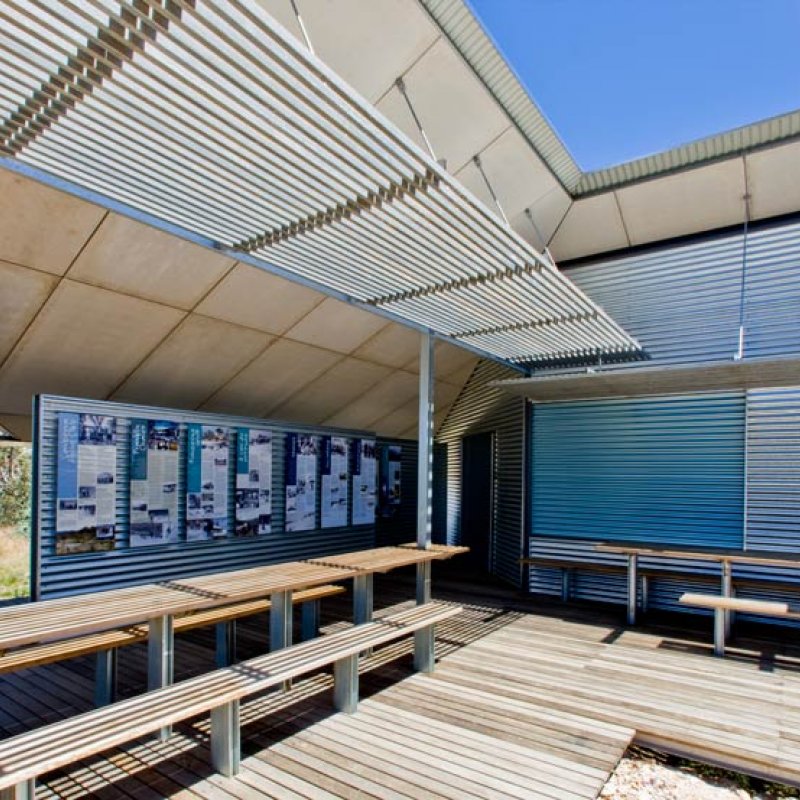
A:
[94,648,118,707]
[626,555,638,625]
[417,331,434,556]
[215,621,236,667]
[210,700,241,777]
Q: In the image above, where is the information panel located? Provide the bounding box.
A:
[352,438,377,526]
[55,412,117,555]
[235,428,273,536]
[321,436,348,529]
[129,419,180,547]
[285,433,318,532]
[186,424,230,541]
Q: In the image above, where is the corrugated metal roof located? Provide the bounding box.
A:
[419,0,582,192]
[576,111,800,196]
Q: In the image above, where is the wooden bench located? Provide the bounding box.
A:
[679,593,800,656]
[0,601,460,800]
[0,584,345,706]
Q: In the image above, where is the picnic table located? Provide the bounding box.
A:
[0,543,468,722]
[596,542,800,625]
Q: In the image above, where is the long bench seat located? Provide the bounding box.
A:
[0,601,461,800]
[0,584,345,706]
[679,592,800,656]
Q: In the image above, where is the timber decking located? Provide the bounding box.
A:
[2,572,800,798]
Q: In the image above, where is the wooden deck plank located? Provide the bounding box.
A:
[4,573,800,797]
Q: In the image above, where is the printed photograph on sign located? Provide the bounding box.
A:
[55,413,117,555]
[235,428,272,536]
[186,424,230,541]
[130,419,181,547]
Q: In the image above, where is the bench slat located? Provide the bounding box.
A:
[679,593,789,615]
[0,602,461,788]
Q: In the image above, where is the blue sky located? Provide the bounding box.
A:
[468,0,800,172]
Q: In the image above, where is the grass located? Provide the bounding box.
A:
[0,524,29,600]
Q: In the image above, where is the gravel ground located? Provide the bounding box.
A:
[600,748,799,800]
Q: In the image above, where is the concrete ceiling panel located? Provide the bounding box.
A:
[0,170,106,275]
[113,315,272,410]
[269,357,391,424]
[374,84,431,156]
[548,193,629,262]
[747,140,800,221]
[372,398,418,438]
[352,323,422,368]
[510,189,572,253]
[301,0,439,103]
[454,127,568,222]
[0,414,33,441]
[253,0,305,45]
[69,214,235,310]
[616,158,747,245]
[201,338,342,417]
[284,297,388,353]
[403,340,478,383]
[195,263,325,335]
[321,369,419,430]
[0,261,58,364]
[398,38,510,173]
[0,280,184,415]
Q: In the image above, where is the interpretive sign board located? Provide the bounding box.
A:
[186,424,230,541]
[129,419,181,547]
[352,437,377,525]
[321,435,348,528]
[380,444,403,515]
[55,412,117,555]
[235,428,273,536]
[285,433,318,532]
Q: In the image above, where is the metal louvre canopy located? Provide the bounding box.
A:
[0,0,638,367]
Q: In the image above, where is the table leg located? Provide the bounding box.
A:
[353,574,374,625]
[270,590,293,690]
[416,561,431,605]
[94,648,118,707]
[0,779,35,800]
[301,599,321,641]
[721,560,733,638]
[148,614,174,741]
[215,621,236,668]
[627,554,638,625]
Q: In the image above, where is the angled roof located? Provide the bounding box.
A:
[0,0,638,367]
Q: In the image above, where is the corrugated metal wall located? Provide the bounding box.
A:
[34,395,394,599]
[559,218,800,368]
[436,361,525,586]
[375,438,418,546]
[526,219,800,615]
[531,393,746,547]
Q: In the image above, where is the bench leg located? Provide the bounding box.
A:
[416,561,431,605]
[210,700,240,777]
[301,599,320,641]
[94,648,118,707]
[626,554,638,625]
[714,608,726,657]
[148,614,174,741]
[721,561,733,639]
[414,624,435,673]
[0,779,35,800]
[333,654,359,713]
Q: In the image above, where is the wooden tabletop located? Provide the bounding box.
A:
[596,543,800,569]
[0,544,469,652]
[306,544,469,574]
